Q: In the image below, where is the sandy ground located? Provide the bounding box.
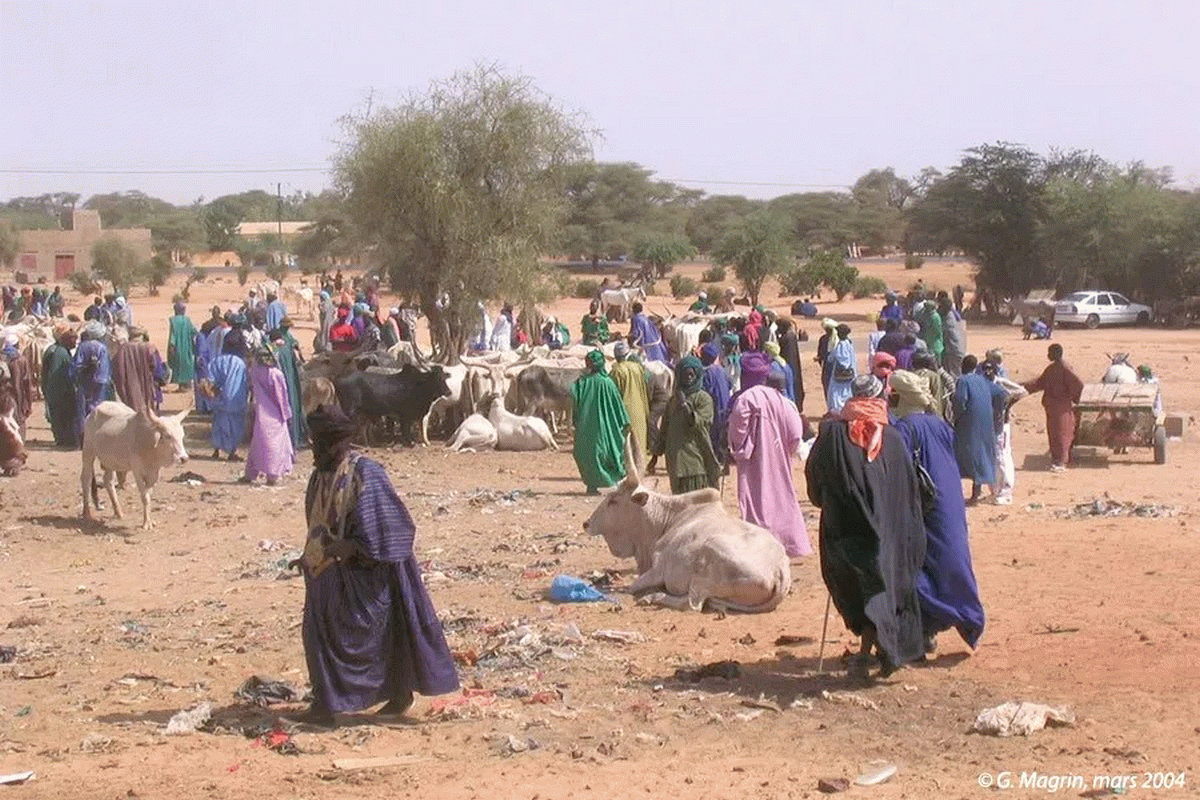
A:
[2,261,1199,799]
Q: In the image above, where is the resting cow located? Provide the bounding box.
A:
[483,393,557,451]
[583,433,791,613]
[81,401,190,529]
[447,413,497,452]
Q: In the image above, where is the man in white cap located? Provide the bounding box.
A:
[689,292,710,314]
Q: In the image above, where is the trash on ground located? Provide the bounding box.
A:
[854,760,897,786]
[972,701,1076,736]
[165,701,213,735]
[258,729,298,755]
[821,690,879,710]
[740,695,781,713]
[257,539,288,552]
[169,471,207,484]
[817,777,850,793]
[673,660,740,682]
[1059,498,1176,519]
[235,675,300,706]
[467,488,535,507]
[500,734,540,755]
[591,629,644,644]
[0,772,34,785]
[548,575,609,603]
[774,634,814,646]
[332,755,429,770]
[0,646,16,663]
[733,709,764,722]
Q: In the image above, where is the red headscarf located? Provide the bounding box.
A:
[840,397,890,461]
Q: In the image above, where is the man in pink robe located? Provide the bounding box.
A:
[726,351,812,557]
[242,347,294,485]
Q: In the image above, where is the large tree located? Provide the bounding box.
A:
[685,194,763,255]
[0,224,20,269]
[713,212,792,306]
[90,238,144,296]
[337,65,592,360]
[203,197,245,251]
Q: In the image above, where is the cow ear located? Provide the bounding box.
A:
[631,489,650,506]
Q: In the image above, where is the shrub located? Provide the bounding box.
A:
[146,253,172,296]
[778,266,820,296]
[190,267,207,284]
[236,263,250,286]
[703,283,724,299]
[701,265,726,283]
[264,259,289,284]
[69,270,101,296]
[905,254,925,270]
[669,274,699,299]
[574,279,599,299]
[853,275,889,299]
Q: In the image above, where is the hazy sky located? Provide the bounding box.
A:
[3,0,1199,206]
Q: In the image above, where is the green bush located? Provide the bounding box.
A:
[574,279,599,299]
[236,264,250,286]
[69,270,101,296]
[778,266,820,296]
[853,275,889,298]
[701,265,726,283]
[703,283,724,299]
[264,259,289,284]
[669,274,699,299]
[905,254,925,270]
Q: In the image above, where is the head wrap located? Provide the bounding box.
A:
[841,393,890,461]
[336,305,350,320]
[763,341,783,364]
[872,351,897,378]
[720,332,738,349]
[3,334,17,347]
[173,302,186,316]
[128,326,147,341]
[306,404,358,472]
[890,370,934,419]
[836,323,851,340]
[700,342,720,365]
[115,297,126,308]
[252,345,277,367]
[279,316,293,329]
[739,351,772,389]
[354,302,369,316]
[585,349,605,373]
[822,318,836,331]
[613,340,630,360]
[698,291,707,300]
[985,347,1004,364]
[754,304,766,314]
[1137,364,1153,380]
[675,355,704,395]
[851,373,885,399]
[81,321,106,341]
[320,290,330,302]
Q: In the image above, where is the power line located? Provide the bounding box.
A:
[0,167,329,175]
[665,177,851,189]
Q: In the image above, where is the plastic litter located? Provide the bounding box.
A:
[0,772,34,785]
[591,629,644,644]
[821,690,879,710]
[548,575,609,603]
[817,777,850,793]
[235,675,300,706]
[972,701,1076,736]
[854,761,897,786]
[165,701,213,735]
[0,645,16,663]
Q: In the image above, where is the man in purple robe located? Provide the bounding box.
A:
[241,347,294,485]
[289,405,459,726]
[726,351,811,558]
[629,302,668,363]
[699,342,730,456]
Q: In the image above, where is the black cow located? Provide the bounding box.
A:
[508,365,577,434]
[334,365,452,446]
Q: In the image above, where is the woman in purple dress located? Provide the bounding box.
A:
[241,347,294,485]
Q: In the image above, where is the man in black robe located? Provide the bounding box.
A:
[775,318,806,415]
[805,379,927,677]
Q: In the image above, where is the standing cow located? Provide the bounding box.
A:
[81,402,190,529]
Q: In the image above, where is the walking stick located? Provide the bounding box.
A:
[816,593,832,674]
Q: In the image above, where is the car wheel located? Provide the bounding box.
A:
[1137,311,1150,325]
[1085,313,1100,329]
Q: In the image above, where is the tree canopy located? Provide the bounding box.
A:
[713,213,792,306]
[336,64,592,359]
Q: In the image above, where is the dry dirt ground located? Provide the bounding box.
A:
[2,261,1199,799]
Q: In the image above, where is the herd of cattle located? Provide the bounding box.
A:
[1,305,799,615]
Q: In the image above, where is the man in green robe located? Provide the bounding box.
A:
[609,341,650,458]
[571,349,631,494]
[270,321,307,448]
[653,356,719,493]
[167,302,198,389]
[916,300,944,360]
[42,327,79,448]
[580,300,610,347]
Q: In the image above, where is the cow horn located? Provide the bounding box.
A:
[621,426,641,487]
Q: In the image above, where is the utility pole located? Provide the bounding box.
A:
[276,182,283,267]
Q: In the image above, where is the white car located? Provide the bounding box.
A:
[1054,291,1152,329]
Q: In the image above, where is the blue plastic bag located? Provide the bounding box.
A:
[548,574,608,603]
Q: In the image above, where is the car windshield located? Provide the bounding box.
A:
[1111,294,1130,305]
[1063,292,1092,302]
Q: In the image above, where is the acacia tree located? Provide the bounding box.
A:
[713,213,792,307]
[0,224,20,269]
[632,234,696,278]
[336,65,592,361]
[90,238,144,296]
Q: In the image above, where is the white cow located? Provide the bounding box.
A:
[600,286,647,322]
[1102,353,1138,384]
[483,394,557,451]
[281,284,316,320]
[81,402,190,529]
[420,361,505,446]
[447,413,498,452]
[583,435,791,613]
[662,316,710,361]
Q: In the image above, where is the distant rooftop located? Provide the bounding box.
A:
[237,221,312,237]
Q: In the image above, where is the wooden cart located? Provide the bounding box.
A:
[1073,383,1166,464]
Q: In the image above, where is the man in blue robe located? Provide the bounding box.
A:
[629,302,668,363]
[208,333,250,461]
[952,355,1008,504]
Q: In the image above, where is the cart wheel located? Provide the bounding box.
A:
[1153,425,1167,465]
[1085,313,1100,329]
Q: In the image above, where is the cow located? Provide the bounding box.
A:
[482,393,557,451]
[280,284,316,320]
[80,402,190,529]
[506,363,580,433]
[334,365,452,446]
[421,363,469,446]
[1102,353,1137,384]
[583,434,791,613]
[662,316,710,362]
[302,375,337,415]
[600,285,647,323]
[446,413,497,452]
